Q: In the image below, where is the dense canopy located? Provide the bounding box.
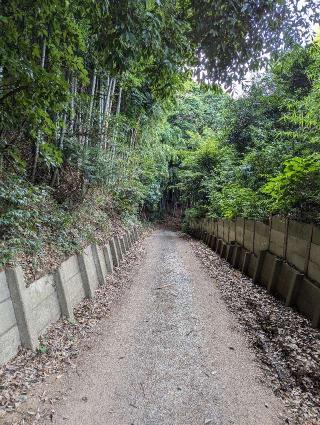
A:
[0,0,320,270]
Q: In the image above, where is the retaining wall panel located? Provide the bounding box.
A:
[236,247,245,270]
[312,226,320,245]
[275,263,293,301]
[0,271,21,365]
[0,326,21,365]
[235,218,244,245]
[26,275,61,336]
[229,220,236,242]
[67,274,85,307]
[217,220,224,239]
[32,292,61,336]
[295,278,320,321]
[0,298,18,335]
[247,255,257,278]
[243,220,254,252]
[0,271,10,302]
[254,222,269,255]
[223,221,229,242]
[286,221,310,271]
[260,252,276,287]
[83,245,99,292]
[96,245,108,282]
[308,243,320,284]
[60,256,85,308]
[269,217,285,257]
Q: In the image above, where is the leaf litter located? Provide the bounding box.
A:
[0,233,148,425]
[189,236,320,425]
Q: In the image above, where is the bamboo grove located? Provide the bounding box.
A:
[0,1,319,270]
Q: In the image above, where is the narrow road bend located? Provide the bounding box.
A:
[42,229,286,424]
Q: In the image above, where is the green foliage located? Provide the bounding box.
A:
[217,185,267,219]
[1,1,320,271]
[262,155,320,215]
[162,36,320,224]
[0,176,49,266]
[189,0,319,84]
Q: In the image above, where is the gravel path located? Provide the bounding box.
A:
[31,229,286,425]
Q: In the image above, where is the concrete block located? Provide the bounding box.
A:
[267,258,283,294]
[217,221,224,238]
[226,244,235,263]
[220,242,227,259]
[103,242,114,274]
[229,220,236,243]
[286,221,311,271]
[78,245,99,298]
[295,277,320,326]
[274,262,303,302]
[54,269,74,320]
[247,254,257,278]
[6,267,39,350]
[26,274,61,336]
[109,237,120,267]
[307,242,320,284]
[253,250,267,284]
[123,233,129,251]
[312,305,320,329]
[0,326,21,365]
[0,298,18,336]
[130,228,136,242]
[243,220,254,252]
[223,221,229,241]
[131,229,137,243]
[210,235,217,251]
[92,245,107,285]
[235,218,244,245]
[0,270,10,302]
[55,255,84,319]
[120,236,126,255]
[269,216,286,257]
[285,271,304,307]
[132,227,138,242]
[242,251,251,275]
[129,229,134,245]
[260,251,276,287]
[254,222,269,255]
[114,235,123,262]
[215,239,222,254]
[232,245,241,268]
[126,230,132,248]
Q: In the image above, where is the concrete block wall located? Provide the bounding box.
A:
[269,216,286,257]
[0,227,139,366]
[243,220,255,252]
[189,217,320,329]
[27,274,61,337]
[308,226,320,283]
[0,271,21,364]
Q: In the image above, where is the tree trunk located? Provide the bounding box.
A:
[31,38,46,183]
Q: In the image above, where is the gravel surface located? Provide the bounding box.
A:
[191,236,320,425]
[3,229,290,425]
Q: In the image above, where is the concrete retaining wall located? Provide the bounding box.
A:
[0,227,139,366]
[189,217,320,329]
[0,271,21,365]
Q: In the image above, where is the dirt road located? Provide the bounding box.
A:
[40,229,285,424]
